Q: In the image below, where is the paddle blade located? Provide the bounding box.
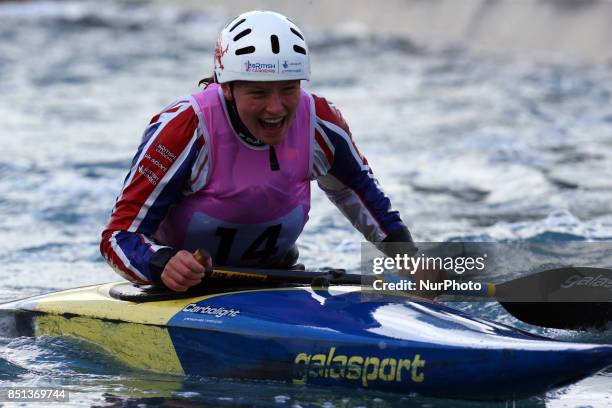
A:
[495,266,612,302]
[489,267,612,329]
[500,302,612,330]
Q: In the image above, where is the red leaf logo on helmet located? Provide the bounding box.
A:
[215,37,229,70]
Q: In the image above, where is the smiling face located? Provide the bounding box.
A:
[222,80,301,145]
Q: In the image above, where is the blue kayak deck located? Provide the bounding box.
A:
[3,283,611,400]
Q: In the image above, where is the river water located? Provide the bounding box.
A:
[0,1,611,407]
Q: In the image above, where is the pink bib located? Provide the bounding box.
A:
[155,84,313,266]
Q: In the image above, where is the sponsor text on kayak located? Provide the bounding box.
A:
[182,304,241,318]
[293,347,425,387]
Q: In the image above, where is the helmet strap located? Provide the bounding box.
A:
[268,145,280,171]
[225,86,262,147]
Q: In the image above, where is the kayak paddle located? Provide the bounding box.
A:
[204,265,612,330]
[443,266,612,330]
[124,254,612,330]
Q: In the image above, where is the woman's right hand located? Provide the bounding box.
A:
[161,250,211,292]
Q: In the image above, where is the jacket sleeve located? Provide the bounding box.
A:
[99,99,205,284]
[310,94,416,252]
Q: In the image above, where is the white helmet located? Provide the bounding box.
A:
[214,10,310,83]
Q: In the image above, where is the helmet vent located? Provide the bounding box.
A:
[290,28,304,40]
[270,35,280,54]
[233,29,251,42]
[235,46,255,55]
[293,45,306,55]
[229,18,246,32]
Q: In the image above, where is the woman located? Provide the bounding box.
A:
[100,10,416,292]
